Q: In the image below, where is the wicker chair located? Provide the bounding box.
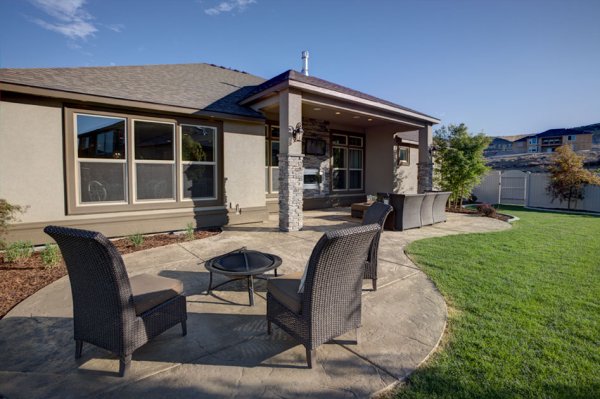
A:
[420,192,436,226]
[432,191,452,223]
[362,202,393,291]
[44,225,187,377]
[389,193,426,231]
[266,224,380,368]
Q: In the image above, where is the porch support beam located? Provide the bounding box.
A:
[278,89,304,232]
[417,125,434,193]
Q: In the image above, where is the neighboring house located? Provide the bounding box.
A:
[486,129,594,156]
[0,63,439,244]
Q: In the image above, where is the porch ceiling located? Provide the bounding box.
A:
[259,99,421,132]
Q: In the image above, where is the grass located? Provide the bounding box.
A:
[397,206,600,398]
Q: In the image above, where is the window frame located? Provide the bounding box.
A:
[265,124,280,194]
[397,146,410,166]
[330,132,365,193]
[180,123,218,202]
[132,118,177,204]
[65,106,223,215]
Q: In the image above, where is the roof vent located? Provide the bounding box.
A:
[301,50,309,76]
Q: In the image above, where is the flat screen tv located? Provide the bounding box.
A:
[304,138,327,156]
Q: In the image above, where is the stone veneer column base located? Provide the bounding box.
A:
[417,162,434,193]
[278,154,304,232]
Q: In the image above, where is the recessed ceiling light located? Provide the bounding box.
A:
[352,116,360,119]
[335,111,341,115]
[368,118,373,121]
[313,107,321,111]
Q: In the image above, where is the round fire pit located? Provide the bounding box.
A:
[204,247,282,306]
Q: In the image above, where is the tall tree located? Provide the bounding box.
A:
[546,145,600,209]
[433,124,491,209]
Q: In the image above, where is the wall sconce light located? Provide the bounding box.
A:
[288,122,304,142]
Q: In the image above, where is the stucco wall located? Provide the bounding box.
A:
[0,99,65,223]
[394,146,419,193]
[223,121,266,210]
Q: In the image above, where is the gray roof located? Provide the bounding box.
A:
[0,63,266,118]
[247,70,439,121]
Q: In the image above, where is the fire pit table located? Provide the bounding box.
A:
[205,247,282,306]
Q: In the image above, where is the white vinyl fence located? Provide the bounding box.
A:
[472,170,600,213]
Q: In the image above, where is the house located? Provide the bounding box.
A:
[0,63,439,244]
[485,128,594,157]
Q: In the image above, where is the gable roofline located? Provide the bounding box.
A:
[240,70,440,125]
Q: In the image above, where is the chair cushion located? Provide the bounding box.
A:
[129,273,184,316]
[267,272,303,314]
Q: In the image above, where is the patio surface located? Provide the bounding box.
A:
[0,209,510,399]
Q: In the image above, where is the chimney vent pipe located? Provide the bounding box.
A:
[301,50,309,76]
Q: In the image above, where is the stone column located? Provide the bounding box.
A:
[417,125,433,193]
[278,89,304,231]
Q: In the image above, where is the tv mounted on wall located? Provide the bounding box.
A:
[304,138,327,156]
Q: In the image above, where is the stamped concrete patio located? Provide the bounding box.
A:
[0,209,509,399]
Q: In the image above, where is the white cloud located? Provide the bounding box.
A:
[29,0,97,39]
[204,0,256,16]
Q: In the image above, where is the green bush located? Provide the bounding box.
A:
[0,199,25,249]
[4,240,34,262]
[41,243,61,268]
[185,223,195,241]
[128,233,144,247]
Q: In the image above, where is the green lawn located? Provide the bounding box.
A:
[397,206,600,399]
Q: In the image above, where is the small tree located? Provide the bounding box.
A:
[0,199,25,249]
[433,124,491,209]
[546,145,600,209]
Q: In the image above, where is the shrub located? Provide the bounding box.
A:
[0,199,25,249]
[41,243,61,268]
[477,203,497,218]
[4,240,34,262]
[128,233,144,248]
[185,223,195,241]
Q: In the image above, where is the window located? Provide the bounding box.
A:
[528,137,538,145]
[181,125,217,200]
[332,133,364,191]
[133,120,175,201]
[567,135,576,141]
[528,147,538,153]
[76,114,127,204]
[265,125,280,193]
[397,146,410,165]
[68,109,221,214]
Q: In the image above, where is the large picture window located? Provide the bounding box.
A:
[69,109,221,213]
[332,133,364,191]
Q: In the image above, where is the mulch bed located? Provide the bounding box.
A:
[446,207,512,222]
[0,229,220,319]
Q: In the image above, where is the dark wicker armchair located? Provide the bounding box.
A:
[266,224,380,368]
[362,202,393,291]
[44,225,187,377]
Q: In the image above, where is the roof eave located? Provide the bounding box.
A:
[0,82,266,123]
[240,76,440,125]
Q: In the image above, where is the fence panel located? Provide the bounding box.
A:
[472,171,500,204]
[500,170,527,205]
[528,173,600,212]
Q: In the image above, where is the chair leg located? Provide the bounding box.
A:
[75,340,83,359]
[372,278,377,291]
[119,355,132,377]
[306,347,315,369]
[181,320,187,336]
[267,320,272,335]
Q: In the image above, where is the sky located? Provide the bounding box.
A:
[1,0,599,136]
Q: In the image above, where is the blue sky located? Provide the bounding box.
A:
[1,0,599,136]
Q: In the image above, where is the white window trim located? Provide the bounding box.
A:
[74,113,128,206]
[132,119,177,204]
[180,124,218,201]
[265,126,280,194]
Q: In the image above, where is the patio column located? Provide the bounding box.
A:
[417,125,433,193]
[278,89,304,232]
